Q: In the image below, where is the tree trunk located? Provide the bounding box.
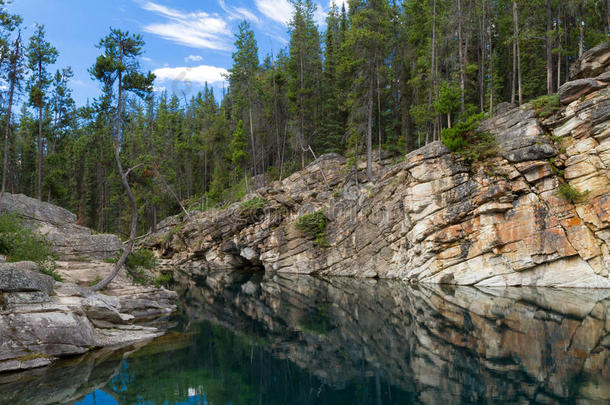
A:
[300,53,305,169]
[2,37,19,194]
[400,64,411,151]
[556,5,562,89]
[272,52,281,167]
[513,1,523,105]
[429,0,437,143]
[92,48,137,292]
[366,65,373,180]
[37,61,43,201]
[458,0,465,112]
[247,84,256,178]
[510,8,517,105]
[578,5,584,58]
[376,63,382,159]
[489,3,494,115]
[606,0,610,38]
[546,0,553,95]
[478,14,485,110]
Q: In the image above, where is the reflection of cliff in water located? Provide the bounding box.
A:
[1,270,608,404]
[178,269,610,404]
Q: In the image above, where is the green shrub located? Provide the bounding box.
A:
[441,113,498,164]
[557,183,589,204]
[126,249,156,271]
[0,213,60,280]
[239,196,268,214]
[531,94,560,118]
[153,273,172,288]
[295,211,330,247]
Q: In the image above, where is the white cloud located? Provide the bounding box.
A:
[314,4,327,27]
[142,56,153,62]
[219,0,261,24]
[153,65,228,86]
[185,55,203,62]
[141,2,231,50]
[330,0,349,10]
[255,0,293,25]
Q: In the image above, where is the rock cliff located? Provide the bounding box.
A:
[145,42,610,288]
[0,193,177,373]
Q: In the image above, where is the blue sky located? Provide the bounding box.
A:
[8,0,348,105]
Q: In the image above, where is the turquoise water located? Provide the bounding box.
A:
[1,270,609,404]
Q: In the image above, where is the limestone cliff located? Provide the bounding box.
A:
[145,43,610,288]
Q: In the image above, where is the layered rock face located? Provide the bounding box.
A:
[0,193,121,260]
[174,269,610,403]
[145,43,610,288]
[0,194,177,374]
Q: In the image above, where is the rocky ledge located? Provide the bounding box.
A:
[144,42,610,288]
[0,194,177,373]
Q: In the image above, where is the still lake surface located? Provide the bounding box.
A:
[1,269,609,404]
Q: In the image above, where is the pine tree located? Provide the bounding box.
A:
[26,25,57,200]
[342,0,392,178]
[2,29,23,193]
[287,0,322,163]
[89,28,155,290]
[229,21,259,178]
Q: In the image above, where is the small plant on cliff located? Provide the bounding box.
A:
[441,113,498,164]
[153,273,172,288]
[125,249,157,286]
[531,94,560,119]
[0,213,60,280]
[295,211,330,247]
[126,248,157,271]
[557,183,589,204]
[239,196,269,215]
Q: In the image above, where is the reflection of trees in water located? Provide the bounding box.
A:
[106,321,413,405]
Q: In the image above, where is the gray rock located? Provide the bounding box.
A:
[3,292,51,306]
[82,294,134,324]
[569,42,610,80]
[503,143,557,163]
[0,193,122,260]
[43,228,122,260]
[0,193,76,224]
[558,78,605,105]
[3,308,95,359]
[0,262,54,295]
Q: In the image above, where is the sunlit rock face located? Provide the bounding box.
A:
[144,42,610,287]
[174,270,610,404]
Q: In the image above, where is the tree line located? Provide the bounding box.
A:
[0,0,607,240]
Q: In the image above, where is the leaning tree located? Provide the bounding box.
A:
[89,28,154,291]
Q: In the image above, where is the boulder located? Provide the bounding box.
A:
[558,77,605,105]
[0,262,54,295]
[0,193,123,260]
[0,193,76,224]
[569,42,610,80]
